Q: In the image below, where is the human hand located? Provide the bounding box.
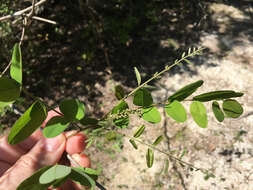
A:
[0,109,90,190]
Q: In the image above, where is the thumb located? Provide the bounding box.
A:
[0,134,66,189]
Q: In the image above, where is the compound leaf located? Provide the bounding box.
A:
[8,101,47,145]
[142,107,161,124]
[10,43,22,85]
[222,99,243,118]
[133,88,153,107]
[190,101,207,128]
[165,100,187,122]
[0,77,21,102]
[193,90,243,102]
[168,80,203,102]
[212,101,224,122]
[59,99,85,121]
[43,116,70,138]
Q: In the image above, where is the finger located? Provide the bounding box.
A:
[71,153,91,168]
[0,161,11,176]
[66,133,87,155]
[0,134,66,190]
[0,129,44,164]
[0,136,26,164]
[41,107,61,128]
[17,129,43,151]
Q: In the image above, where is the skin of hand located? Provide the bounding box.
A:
[0,109,90,190]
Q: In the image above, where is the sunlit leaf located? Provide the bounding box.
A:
[0,77,21,102]
[152,135,163,146]
[146,148,154,168]
[59,99,85,121]
[114,85,125,100]
[222,99,243,118]
[190,101,207,128]
[43,116,70,138]
[39,165,71,184]
[142,107,161,124]
[168,80,203,102]
[134,67,141,86]
[0,101,14,108]
[8,101,47,145]
[212,101,224,122]
[129,139,138,149]
[10,43,22,85]
[193,90,243,102]
[165,100,187,122]
[133,88,153,107]
[17,166,53,190]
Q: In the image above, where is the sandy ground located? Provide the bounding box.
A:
[87,3,253,190]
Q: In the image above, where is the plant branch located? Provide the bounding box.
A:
[117,130,210,174]
[0,0,47,22]
[32,16,57,25]
[123,47,204,100]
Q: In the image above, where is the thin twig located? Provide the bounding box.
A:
[123,48,204,100]
[32,16,57,25]
[116,130,209,173]
[0,0,47,22]
[27,0,36,18]
[0,60,11,77]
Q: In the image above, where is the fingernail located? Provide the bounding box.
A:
[42,135,65,152]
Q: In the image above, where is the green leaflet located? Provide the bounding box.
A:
[43,116,70,138]
[59,99,85,121]
[69,167,97,190]
[133,125,145,138]
[133,88,153,107]
[152,135,163,146]
[212,101,224,122]
[193,90,243,102]
[10,43,22,85]
[17,166,53,190]
[39,165,71,184]
[129,139,138,149]
[80,117,98,125]
[8,101,47,145]
[142,107,161,124]
[134,67,141,86]
[114,85,125,100]
[190,101,208,128]
[165,100,187,122]
[146,148,154,168]
[0,77,21,102]
[222,99,243,118]
[168,80,203,102]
